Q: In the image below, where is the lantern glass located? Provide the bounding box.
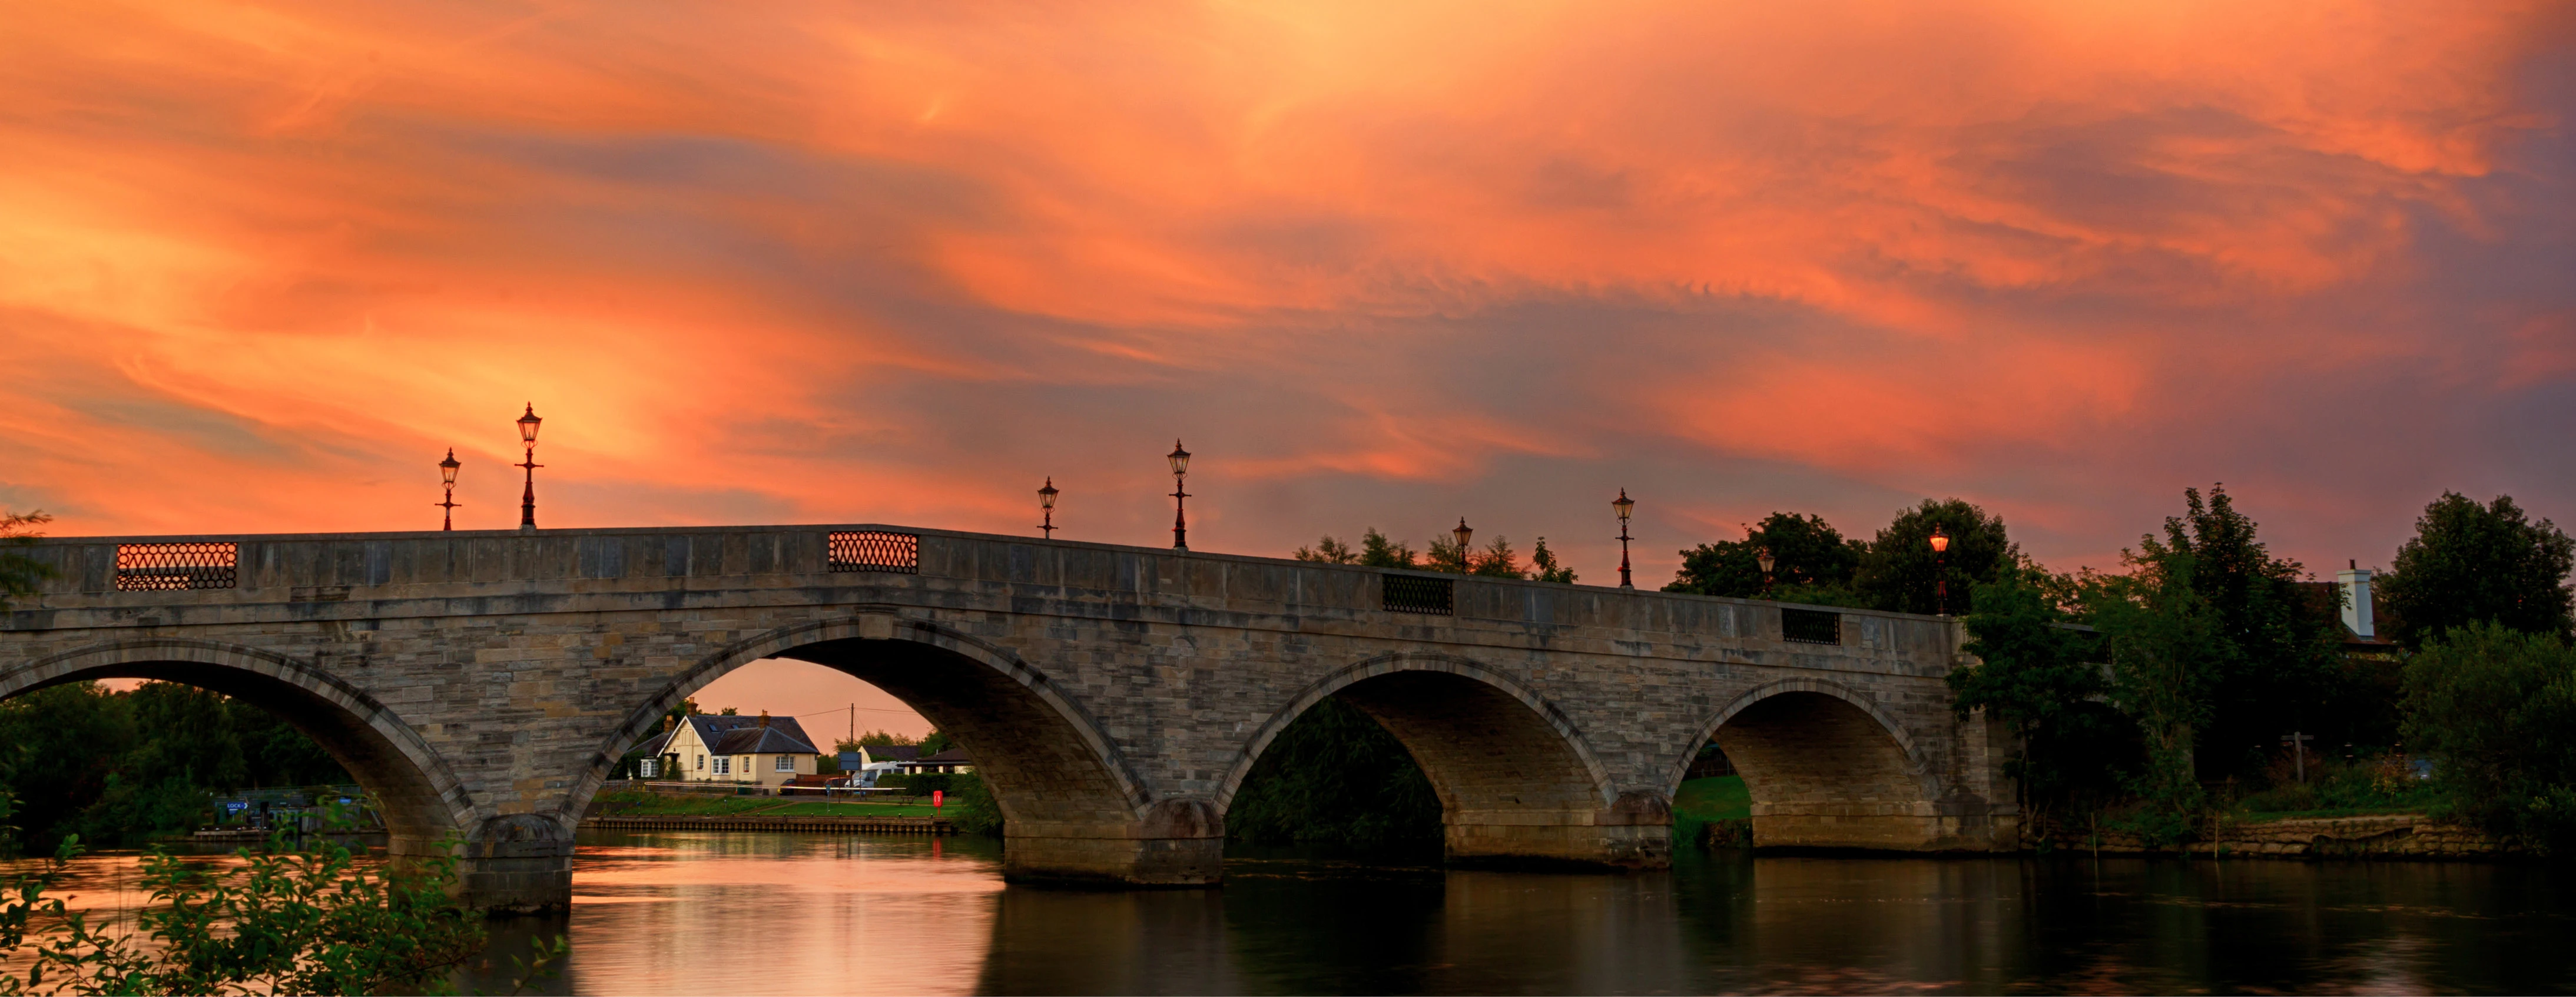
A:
[1454,518,1474,554]
[440,449,460,485]
[518,405,542,445]
[1612,489,1635,522]
[1929,526,1951,553]
[1039,478,1058,509]
[1168,440,1191,476]
[1756,547,1775,574]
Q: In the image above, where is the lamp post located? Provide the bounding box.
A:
[437,449,461,531]
[1453,518,1474,572]
[1929,525,1951,615]
[1612,489,1635,589]
[516,404,543,532]
[1168,440,1191,550]
[1756,546,1775,595]
[1038,477,1059,538]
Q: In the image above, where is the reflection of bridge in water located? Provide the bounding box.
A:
[1,525,2015,910]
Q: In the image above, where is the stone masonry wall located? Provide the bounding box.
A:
[1,524,2013,905]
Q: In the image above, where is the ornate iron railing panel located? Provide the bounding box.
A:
[115,542,239,591]
[1781,607,1842,645]
[827,531,919,574]
[1383,574,1454,615]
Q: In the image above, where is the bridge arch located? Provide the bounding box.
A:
[0,638,475,863]
[1676,677,1945,850]
[578,611,1182,883]
[1221,653,1660,866]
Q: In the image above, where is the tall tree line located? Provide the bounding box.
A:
[0,681,352,854]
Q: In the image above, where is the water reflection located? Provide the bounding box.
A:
[19,830,2570,995]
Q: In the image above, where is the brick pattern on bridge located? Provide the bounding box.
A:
[2,525,2014,909]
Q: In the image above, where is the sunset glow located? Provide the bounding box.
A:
[5,0,2572,581]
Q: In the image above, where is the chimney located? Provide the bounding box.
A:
[663,715,675,732]
[758,710,771,728]
[2336,561,2374,639]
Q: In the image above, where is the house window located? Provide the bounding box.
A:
[638,758,658,778]
[714,757,730,775]
[775,755,795,771]
[696,754,705,770]
[738,757,750,774]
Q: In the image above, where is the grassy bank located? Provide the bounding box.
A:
[592,790,940,819]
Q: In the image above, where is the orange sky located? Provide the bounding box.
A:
[7,0,2576,597]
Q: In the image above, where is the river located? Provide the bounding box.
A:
[15,829,2574,993]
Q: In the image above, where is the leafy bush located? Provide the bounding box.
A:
[2232,755,2446,817]
[0,814,565,995]
[941,772,1003,836]
[2401,622,2576,854]
[1225,697,1441,851]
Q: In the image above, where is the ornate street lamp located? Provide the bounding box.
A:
[1756,546,1775,594]
[1612,489,1636,589]
[437,449,462,531]
[1929,525,1951,615]
[1038,477,1059,538]
[516,404,543,532]
[1453,518,1474,571]
[1168,440,1191,550]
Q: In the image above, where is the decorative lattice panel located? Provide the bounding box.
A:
[115,542,239,591]
[1782,607,1842,645]
[1383,574,1455,615]
[827,531,919,574]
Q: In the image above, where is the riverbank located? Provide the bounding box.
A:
[2041,812,2522,859]
[584,789,955,834]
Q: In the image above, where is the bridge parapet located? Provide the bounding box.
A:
[7,525,1957,675]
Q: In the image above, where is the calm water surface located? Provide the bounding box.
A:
[19,830,2574,993]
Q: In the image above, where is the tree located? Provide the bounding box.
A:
[1666,512,1865,599]
[1530,538,1577,584]
[1225,697,1442,850]
[2084,550,2224,843]
[2143,485,2344,778]
[1851,499,2017,615]
[2401,621,2576,854]
[1295,528,1416,568]
[2381,492,2576,648]
[919,730,953,756]
[1948,569,2121,817]
[0,510,54,614]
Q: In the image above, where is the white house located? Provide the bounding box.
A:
[634,712,821,787]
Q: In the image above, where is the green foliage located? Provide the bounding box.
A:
[1666,511,1864,599]
[1529,537,1577,584]
[2139,486,2346,780]
[2401,622,2576,854]
[837,730,916,752]
[1950,571,2130,814]
[0,822,562,996]
[917,730,953,756]
[0,511,55,615]
[941,771,1003,836]
[1300,527,1536,578]
[2086,548,2222,839]
[1852,498,2018,615]
[0,682,353,856]
[1297,528,1416,568]
[1226,697,1443,851]
[1670,776,1750,849]
[2382,492,2576,648]
[2230,754,2446,817]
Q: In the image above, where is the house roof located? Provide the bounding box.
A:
[900,748,972,767]
[681,714,819,756]
[634,731,673,757]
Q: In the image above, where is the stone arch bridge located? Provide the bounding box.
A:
[0,525,2015,910]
